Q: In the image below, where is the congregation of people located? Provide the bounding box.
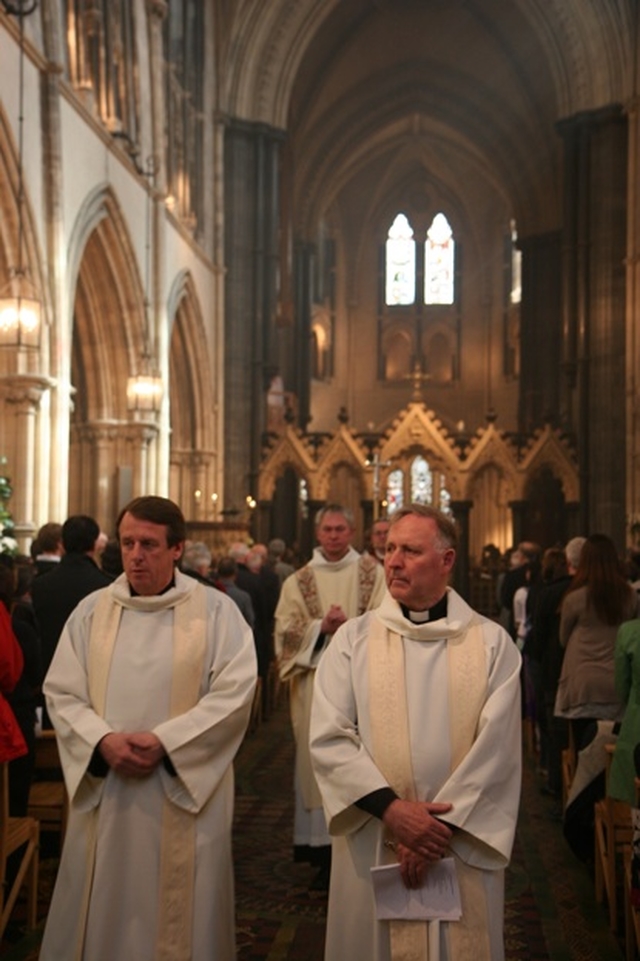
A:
[3,498,640,959]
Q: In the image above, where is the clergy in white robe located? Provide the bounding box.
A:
[274,504,386,860]
[310,505,522,961]
[40,497,257,961]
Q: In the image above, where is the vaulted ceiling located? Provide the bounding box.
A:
[217,0,634,236]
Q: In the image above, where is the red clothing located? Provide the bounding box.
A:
[0,603,27,762]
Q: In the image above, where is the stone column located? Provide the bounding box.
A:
[75,420,122,528]
[145,0,168,193]
[557,105,627,546]
[517,232,562,433]
[0,375,53,549]
[508,499,528,548]
[223,120,284,514]
[450,499,472,601]
[125,422,159,496]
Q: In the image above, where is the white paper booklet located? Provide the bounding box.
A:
[371,857,462,921]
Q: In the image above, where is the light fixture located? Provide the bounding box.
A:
[0,0,41,349]
[127,157,163,414]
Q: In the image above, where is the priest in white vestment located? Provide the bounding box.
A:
[40,496,257,961]
[310,504,522,961]
[274,503,386,882]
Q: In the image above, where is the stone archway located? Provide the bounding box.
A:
[168,272,217,522]
[68,190,148,532]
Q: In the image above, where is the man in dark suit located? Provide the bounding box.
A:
[32,515,113,683]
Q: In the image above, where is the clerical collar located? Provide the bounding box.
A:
[129,576,176,597]
[401,593,448,623]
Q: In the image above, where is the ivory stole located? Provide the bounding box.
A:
[368,615,491,961]
[74,585,208,961]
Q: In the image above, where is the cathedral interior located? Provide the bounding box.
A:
[0,0,638,586]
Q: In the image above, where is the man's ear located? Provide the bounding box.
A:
[443,548,456,572]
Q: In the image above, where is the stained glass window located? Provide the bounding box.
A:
[439,481,452,515]
[385,214,416,306]
[386,469,404,515]
[424,213,454,305]
[299,478,309,519]
[411,456,433,504]
[510,220,522,305]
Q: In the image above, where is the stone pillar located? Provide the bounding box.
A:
[450,500,472,602]
[125,422,159,496]
[517,232,562,433]
[0,375,53,549]
[508,500,528,548]
[557,105,627,547]
[294,242,313,428]
[145,0,168,193]
[76,421,121,529]
[224,120,284,515]
[626,39,640,545]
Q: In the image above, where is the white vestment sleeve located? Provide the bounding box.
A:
[274,574,322,678]
[44,603,114,809]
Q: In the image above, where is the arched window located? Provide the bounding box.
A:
[411,456,433,504]
[385,214,416,306]
[386,469,404,515]
[424,213,455,305]
[510,220,522,305]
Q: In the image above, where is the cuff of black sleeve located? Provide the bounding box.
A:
[355,787,399,819]
[163,755,177,776]
[88,747,109,778]
[313,632,328,654]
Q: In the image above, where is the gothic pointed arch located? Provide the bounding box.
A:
[168,271,217,515]
[67,186,148,528]
[379,402,462,500]
[0,99,51,541]
[0,102,48,375]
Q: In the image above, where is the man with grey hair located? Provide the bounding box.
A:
[268,537,295,585]
[181,541,215,585]
[310,504,521,960]
[275,503,386,888]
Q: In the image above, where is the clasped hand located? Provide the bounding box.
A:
[98,731,166,778]
[382,798,453,889]
[320,604,348,635]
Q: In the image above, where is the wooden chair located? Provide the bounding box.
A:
[594,742,633,933]
[623,780,640,961]
[27,730,68,841]
[0,761,39,940]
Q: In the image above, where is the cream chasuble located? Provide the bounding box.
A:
[275,548,386,811]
